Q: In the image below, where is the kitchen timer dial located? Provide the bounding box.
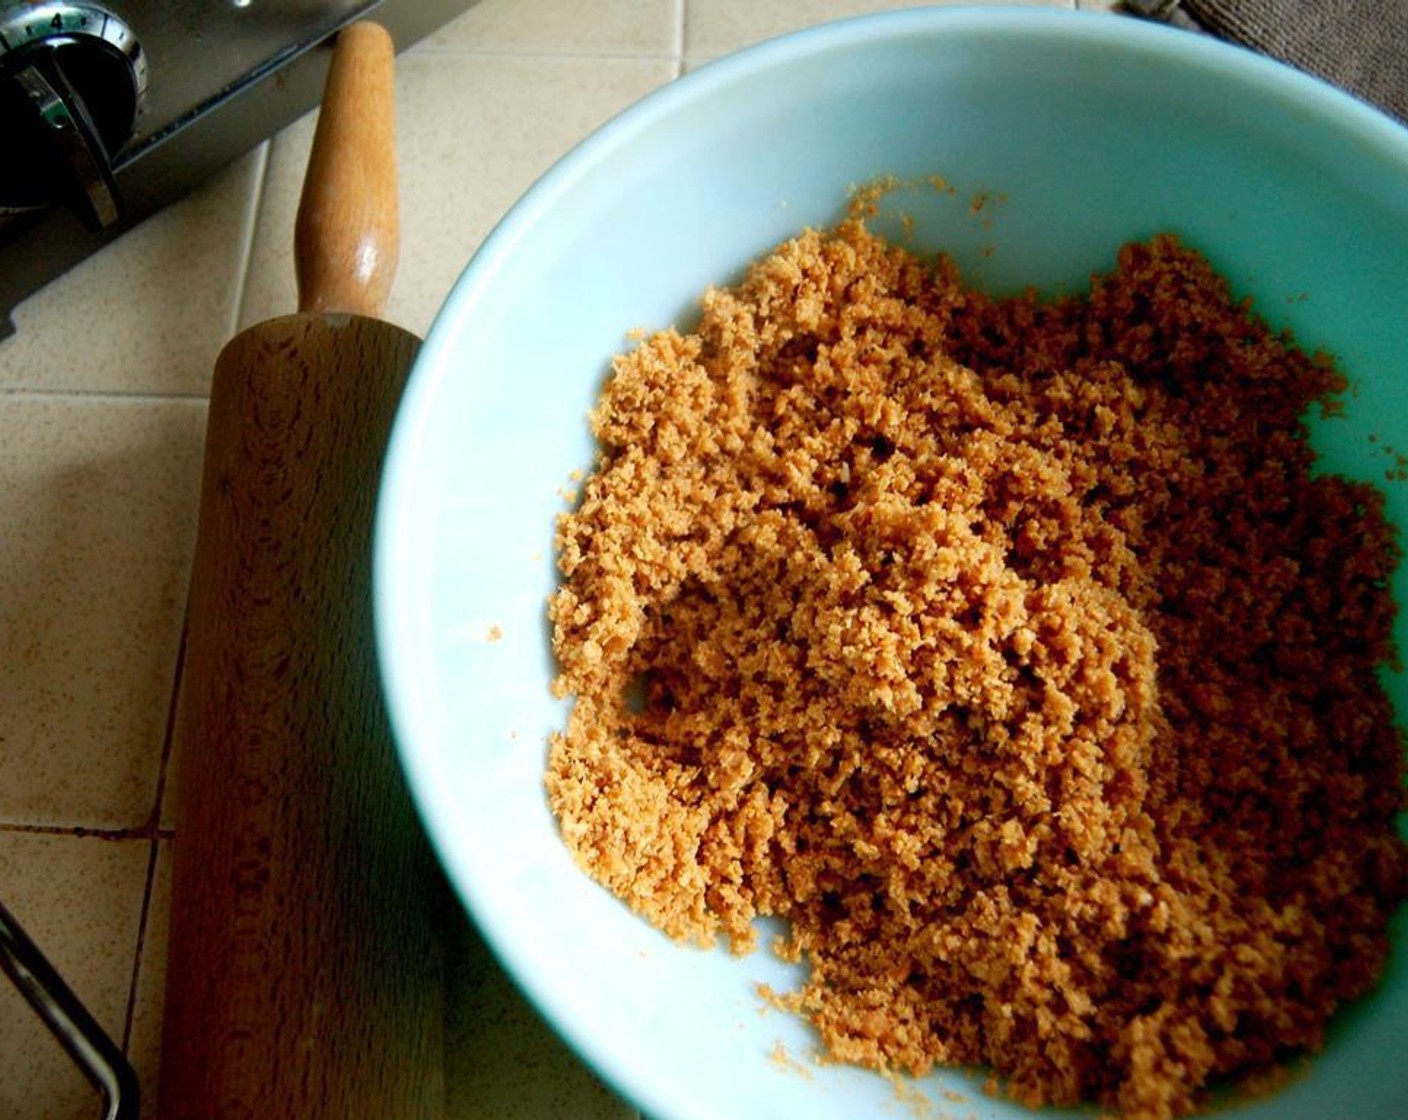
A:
[0,2,147,230]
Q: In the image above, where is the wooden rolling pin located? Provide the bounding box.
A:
[157,22,444,1119]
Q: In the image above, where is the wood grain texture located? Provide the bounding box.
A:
[295,22,400,317]
[157,313,443,1119]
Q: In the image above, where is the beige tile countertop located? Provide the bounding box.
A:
[0,1,1115,1117]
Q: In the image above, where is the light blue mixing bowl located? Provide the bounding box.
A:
[375,8,1408,1118]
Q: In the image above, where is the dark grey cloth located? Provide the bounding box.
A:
[1126,0,1408,123]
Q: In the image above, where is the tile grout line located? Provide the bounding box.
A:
[0,822,174,839]
[673,0,686,75]
[118,535,193,1056]
[0,386,210,404]
[119,834,162,1055]
[408,44,684,62]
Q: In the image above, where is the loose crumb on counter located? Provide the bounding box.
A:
[544,215,1408,1119]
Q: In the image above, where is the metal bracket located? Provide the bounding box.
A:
[0,897,139,1120]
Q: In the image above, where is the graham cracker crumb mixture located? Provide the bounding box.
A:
[545,219,1408,1119]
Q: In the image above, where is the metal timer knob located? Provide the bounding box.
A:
[0,1,146,232]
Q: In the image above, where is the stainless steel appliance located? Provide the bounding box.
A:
[0,0,480,336]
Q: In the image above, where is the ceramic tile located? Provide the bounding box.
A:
[424,0,681,56]
[0,396,205,829]
[0,147,265,398]
[444,907,635,1119]
[125,839,171,1114]
[239,52,676,340]
[0,831,150,1120]
[683,0,1075,61]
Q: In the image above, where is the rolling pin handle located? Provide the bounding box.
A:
[294,22,400,318]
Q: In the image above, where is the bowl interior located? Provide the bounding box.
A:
[375,10,1408,1119]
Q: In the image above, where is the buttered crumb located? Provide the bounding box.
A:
[546,219,1407,1119]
